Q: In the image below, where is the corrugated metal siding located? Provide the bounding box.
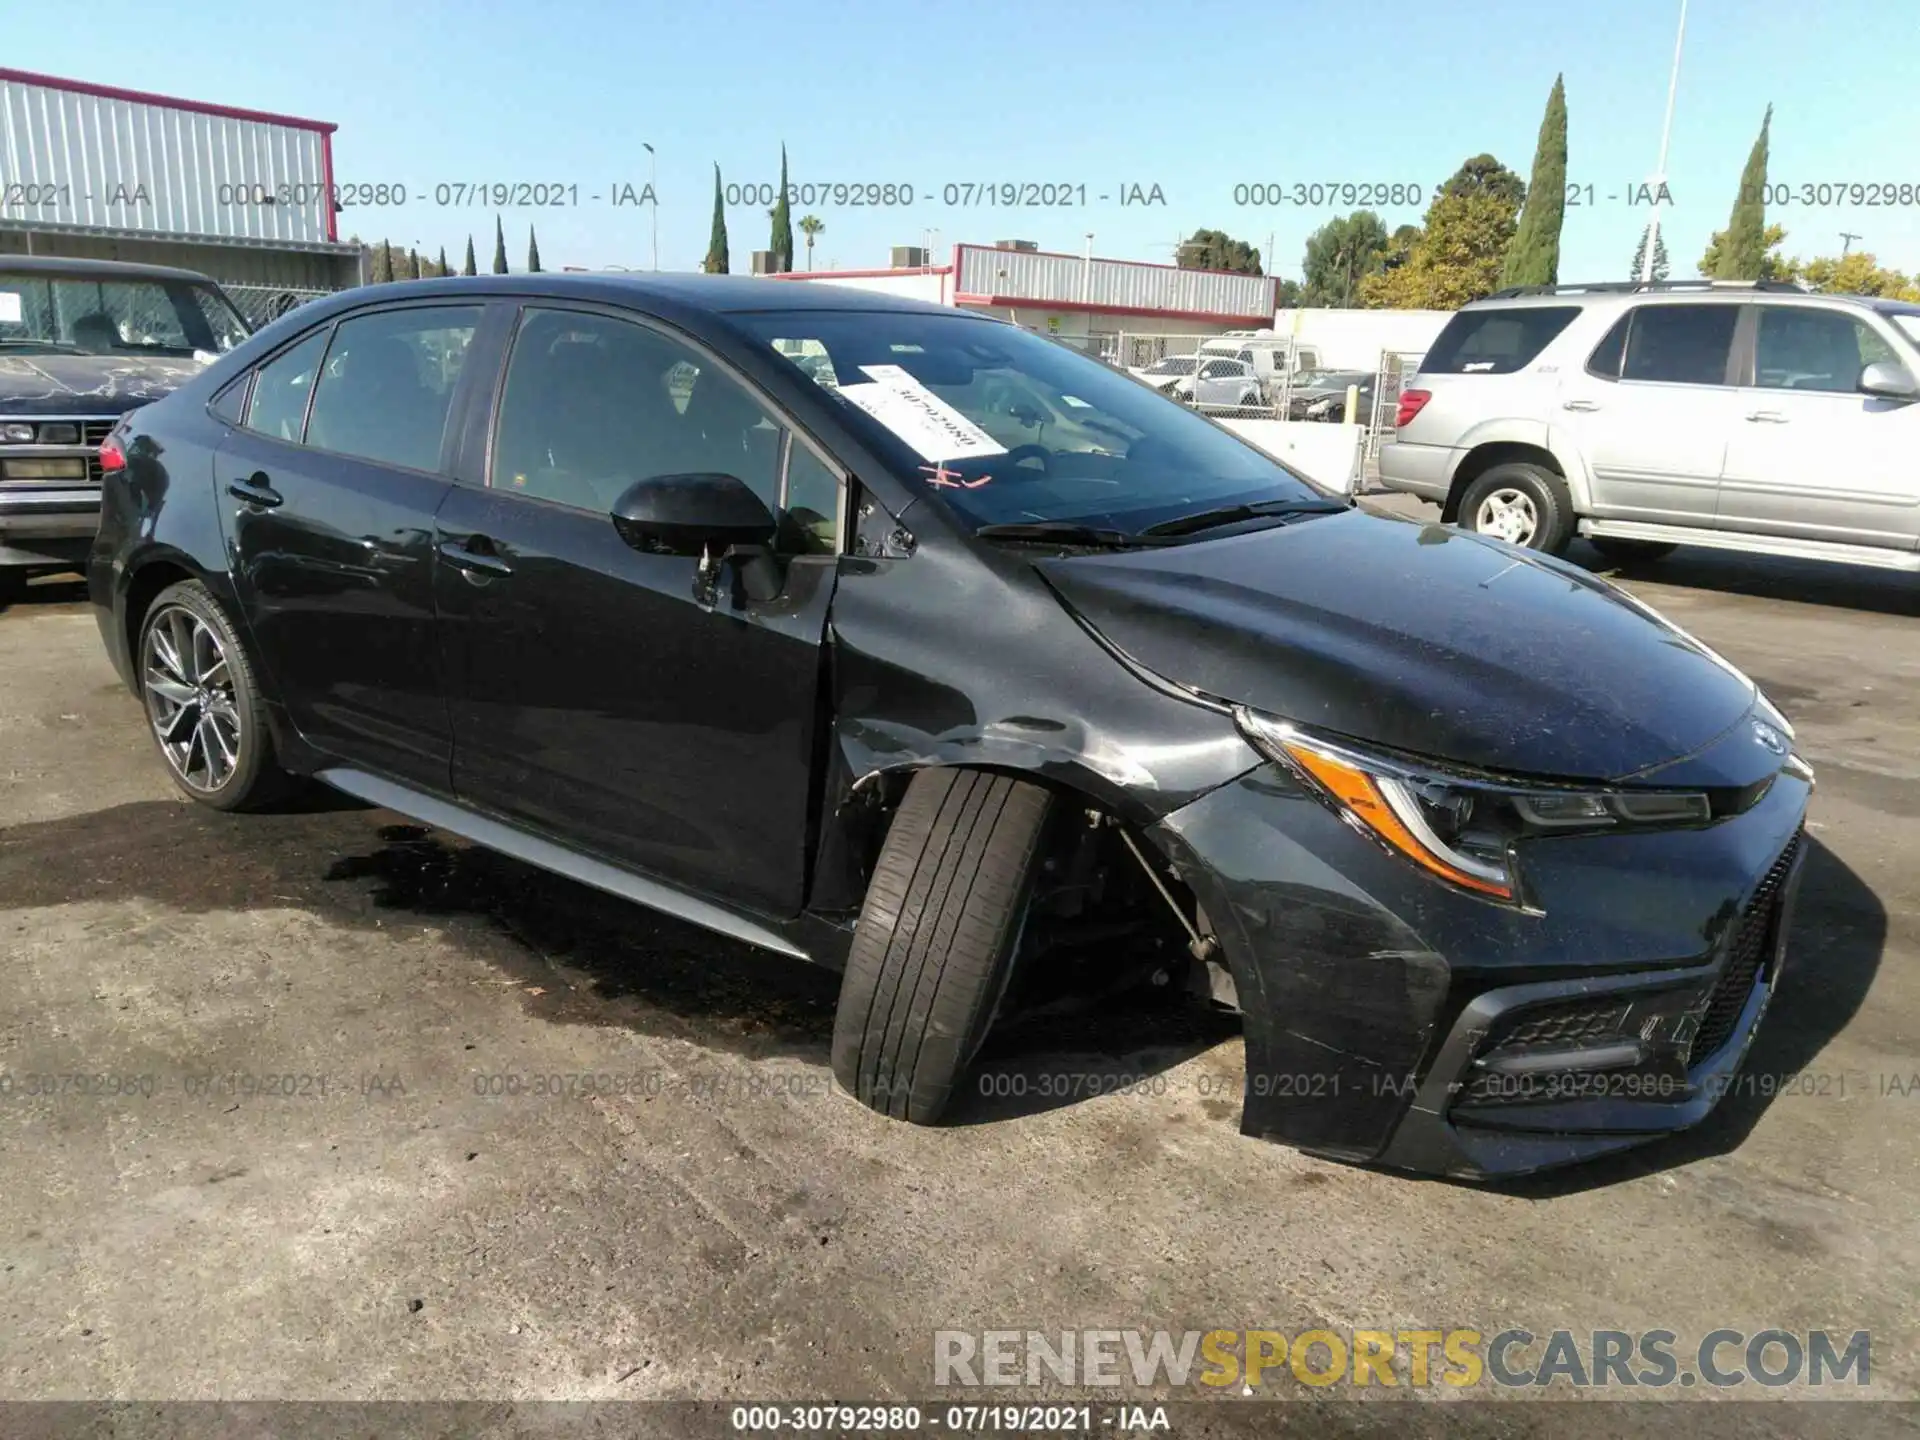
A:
[957,245,1273,319]
[2,75,332,246]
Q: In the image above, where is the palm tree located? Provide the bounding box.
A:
[799,214,825,270]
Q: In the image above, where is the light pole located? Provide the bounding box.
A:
[1083,232,1094,304]
[643,142,658,271]
[1640,0,1688,284]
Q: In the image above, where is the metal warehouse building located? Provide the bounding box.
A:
[0,68,361,322]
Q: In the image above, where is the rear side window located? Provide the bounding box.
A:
[1420,306,1579,375]
[1620,305,1738,386]
[244,329,330,441]
[305,306,482,472]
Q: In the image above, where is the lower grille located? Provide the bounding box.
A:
[1495,999,1634,1051]
[1688,832,1802,1064]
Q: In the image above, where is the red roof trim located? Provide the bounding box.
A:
[767,266,954,280]
[0,68,337,134]
[954,294,1274,326]
[956,240,1275,286]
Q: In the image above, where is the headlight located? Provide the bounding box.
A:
[1234,708,1712,906]
[0,422,35,444]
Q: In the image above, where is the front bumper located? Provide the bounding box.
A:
[1148,755,1811,1179]
[0,483,101,566]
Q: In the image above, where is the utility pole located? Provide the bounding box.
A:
[642,142,658,270]
[1641,0,1688,283]
[1840,231,1861,255]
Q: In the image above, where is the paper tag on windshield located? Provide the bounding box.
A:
[843,365,1006,461]
[0,293,21,324]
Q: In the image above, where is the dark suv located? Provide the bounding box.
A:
[1,256,250,591]
[90,274,1814,1178]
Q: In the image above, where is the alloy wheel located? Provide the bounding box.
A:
[1473,487,1540,546]
[142,605,244,792]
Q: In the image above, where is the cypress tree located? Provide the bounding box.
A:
[1714,105,1773,280]
[705,165,730,274]
[528,226,542,273]
[1629,224,1670,282]
[769,144,794,273]
[492,215,509,274]
[408,249,422,280]
[437,246,450,278]
[1500,74,1567,288]
[462,236,477,277]
[371,241,393,283]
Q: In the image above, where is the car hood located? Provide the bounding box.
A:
[1034,508,1760,782]
[0,353,210,417]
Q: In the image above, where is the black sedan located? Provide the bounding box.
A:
[1286,368,1376,421]
[87,274,1813,1178]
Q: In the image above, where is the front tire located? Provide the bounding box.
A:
[1458,462,1575,555]
[832,769,1054,1124]
[138,580,292,811]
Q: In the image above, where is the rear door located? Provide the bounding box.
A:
[217,301,486,789]
[434,302,844,916]
[1554,301,1744,524]
[1717,303,1920,549]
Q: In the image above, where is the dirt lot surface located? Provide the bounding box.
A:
[1,518,1916,1434]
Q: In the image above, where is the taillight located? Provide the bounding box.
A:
[1395,389,1431,428]
[99,438,127,473]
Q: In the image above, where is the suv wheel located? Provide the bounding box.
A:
[1459,463,1575,554]
[138,580,292,811]
[831,768,1054,1124]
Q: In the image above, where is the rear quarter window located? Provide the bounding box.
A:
[1421,306,1581,375]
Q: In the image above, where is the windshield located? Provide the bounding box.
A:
[0,271,250,358]
[739,310,1327,533]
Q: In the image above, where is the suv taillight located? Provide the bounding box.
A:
[1395,389,1431,428]
[99,438,127,473]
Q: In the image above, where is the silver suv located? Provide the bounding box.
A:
[1379,280,1920,573]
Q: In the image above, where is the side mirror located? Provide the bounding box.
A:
[609,472,778,556]
[1858,360,1920,402]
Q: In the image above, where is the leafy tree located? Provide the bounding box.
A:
[1712,105,1773,280]
[370,240,393,284]
[437,246,450,278]
[1784,250,1920,300]
[1699,221,1788,280]
[1176,229,1263,275]
[528,226,542,273]
[1379,224,1422,272]
[1630,223,1671,281]
[492,216,509,275]
[1274,278,1303,308]
[799,213,825,270]
[1501,74,1567,287]
[769,145,794,273]
[462,236,477,276]
[1301,210,1388,307]
[1359,158,1523,309]
[705,165,730,274]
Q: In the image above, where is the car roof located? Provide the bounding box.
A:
[1463,283,1907,315]
[309,271,968,319]
[0,253,220,283]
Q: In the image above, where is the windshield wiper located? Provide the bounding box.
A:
[974,521,1179,548]
[1141,497,1350,537]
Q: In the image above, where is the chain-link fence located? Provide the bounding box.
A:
[222,284,337,330]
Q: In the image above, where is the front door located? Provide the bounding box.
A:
[434,304,843,917]
[1718,304,1920,550]
[218,302,485,789]
[1555,301,1743,525]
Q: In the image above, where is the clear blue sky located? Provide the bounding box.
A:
[9,0,1916,283]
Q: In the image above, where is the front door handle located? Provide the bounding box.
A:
[1561,399,1601,412]
[1745,410,1790,423]
[437,536,513,578]
[228,472,283,508]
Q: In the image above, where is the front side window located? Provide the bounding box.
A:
[1753,307,1898,392]
[0,270,249,357]
[741,310,1328,534]
[243,329,331,442]
[305,306,481,471]
[1620,304,1738,386]
[491,307,791,526]
[1421,306,1579,375]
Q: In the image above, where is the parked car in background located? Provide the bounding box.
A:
[1130,354,1263,407]
[1381,279,1920,572]
[91,273,1814,1179]
[1287,369,1377,422]
[0,256,250,593]
[1198,335,1323,399]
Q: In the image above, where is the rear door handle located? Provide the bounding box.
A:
[1745,410,1790,423]
[228,472,283,508]
[437,535,513,578]
[1561,399,1600,412]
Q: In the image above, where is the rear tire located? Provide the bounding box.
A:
[138,580,294,812]
[832,769,1055,1124]
[1458,462,1575,555]
[1589,538,1678,564]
